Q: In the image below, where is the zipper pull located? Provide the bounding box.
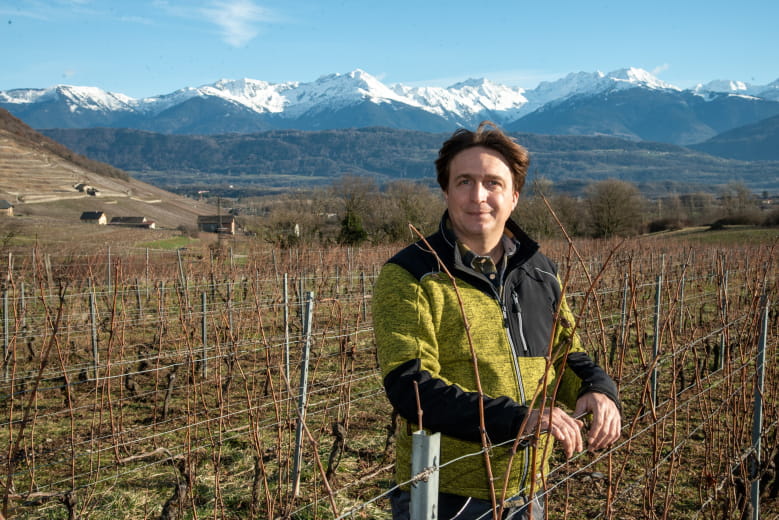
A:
[512,292,529,354]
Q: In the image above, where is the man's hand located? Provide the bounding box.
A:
[574,392,621,451]
[525,406,584,459]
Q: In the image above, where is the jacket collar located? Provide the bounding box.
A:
[438,210,540,268]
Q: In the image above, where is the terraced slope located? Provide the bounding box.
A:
[0,108,216,233]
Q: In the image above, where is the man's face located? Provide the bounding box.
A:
[444,146,519,252]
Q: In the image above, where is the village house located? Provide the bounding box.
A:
[0,200,13,216]
[80,211,108,225]
[197,215,236,235]
[110,216,156,229]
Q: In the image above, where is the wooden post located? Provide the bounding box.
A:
[651,274,662,410]
[2,288,8,382]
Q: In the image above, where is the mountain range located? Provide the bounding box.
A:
[3,68,779,147]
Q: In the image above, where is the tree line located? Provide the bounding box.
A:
[231,176,778,246]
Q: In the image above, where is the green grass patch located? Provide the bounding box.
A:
[137,235,199,250]
[649,225,779,245]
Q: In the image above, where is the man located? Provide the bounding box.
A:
[373,122,621,519]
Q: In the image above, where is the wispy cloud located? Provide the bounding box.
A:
[200,0,271,47]
[118,15,154,25]
[0,0,56,21]
[1,1,146,23]
[652,63,671,76]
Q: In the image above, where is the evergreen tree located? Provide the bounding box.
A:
[338,208,368,245]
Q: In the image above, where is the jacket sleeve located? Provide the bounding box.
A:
[550,287,621,412]
[373,262,528,444]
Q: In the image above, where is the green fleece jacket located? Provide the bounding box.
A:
[373,213,619,502]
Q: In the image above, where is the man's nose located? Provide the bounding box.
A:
[471,182,488,202]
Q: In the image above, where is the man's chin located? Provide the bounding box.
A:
[463,224,496,237]
[466,218,494,229]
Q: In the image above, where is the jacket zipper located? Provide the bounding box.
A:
[458,265,532,493]
[499,299,526,405]
[500,293,530,493]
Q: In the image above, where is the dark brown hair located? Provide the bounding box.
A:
[435,121,530,194]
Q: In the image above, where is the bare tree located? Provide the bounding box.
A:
[550,194,587,236]
[372,180,443,242]
[330,174,377,218]
[515,177,586,238]
[718,181,762,224]
[679,192,717,225]
[585,179,646,237]
[720,182,757,215]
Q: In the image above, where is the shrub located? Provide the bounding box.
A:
[177,224,199,238]
[709,211,763,229]
[762,208,779,227]
[648,218,685,233]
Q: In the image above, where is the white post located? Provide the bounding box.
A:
[201,291,208,378]
[89,283,98,380]
[750,296,768,520]
[410,431,440,520]
[292,291,315,497]
[284,273,290,384]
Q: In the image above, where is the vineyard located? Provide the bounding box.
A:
[0,237,777,519]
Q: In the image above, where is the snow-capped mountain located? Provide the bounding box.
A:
[694,78,779,101]
[0,84,136,112]
[391,77,528,121]
[2,67,778,144]
[282,69,415,117]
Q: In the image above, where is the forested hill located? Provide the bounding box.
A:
[41,127,779,197]
[691,114,779,161]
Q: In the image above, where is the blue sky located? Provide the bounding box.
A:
[1,0,777,98]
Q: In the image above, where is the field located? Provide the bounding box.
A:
[0,232,777,519]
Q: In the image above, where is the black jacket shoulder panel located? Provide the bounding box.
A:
[385,230,450,282]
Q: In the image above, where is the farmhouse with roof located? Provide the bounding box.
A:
[197,215,236,235]
[0,200,13,216]
[80,211,107,225]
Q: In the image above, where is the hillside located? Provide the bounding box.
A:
[0,108,215,241]
[691,114,779,161]
[507,88,779,145]
[40,126,779,197]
